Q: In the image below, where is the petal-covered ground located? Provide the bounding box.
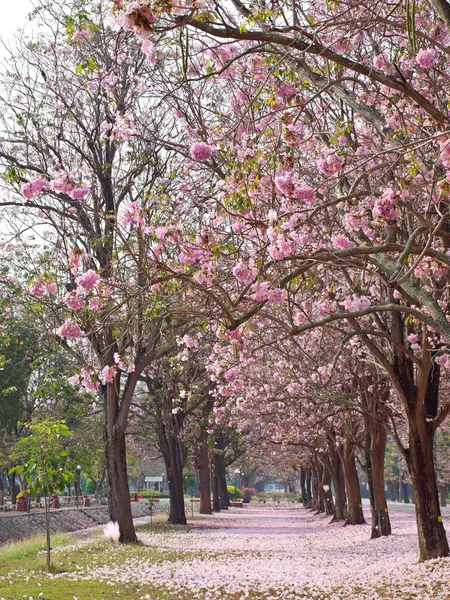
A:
[2,505,450,599]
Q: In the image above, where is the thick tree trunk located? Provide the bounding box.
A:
[198,428,212,515]
[162,431,187,525]
[340,442,365,525]
[406,418,449,560]
[166,459,186,524]
[105,424,137,543]
[219,470,230,508]
[215,454,229,509]
[312,458,325,513]
[370,420,391,538]
[300,467,310,507]
[330,450,346,522]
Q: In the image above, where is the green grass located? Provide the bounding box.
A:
[0,526,200,600]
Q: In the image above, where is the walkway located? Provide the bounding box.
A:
[81,505,450,599]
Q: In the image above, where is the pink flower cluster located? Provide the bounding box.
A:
[72,29,93,42]
[51,173,90,199]
[57,319,83,339]
[123,200,145,227]
[75,269,100,293]
[190,142,212,161]
[21,177,50,200]
[232,261,257,284]
[29,279,56,297]
[332,235,354,249]
[102,365,118,383]
[317,153,344,176]
[416,48,437,68]
[68,369,97,391]
[372,188,399,221]
[343,295,371,311]
[100,114,138,143]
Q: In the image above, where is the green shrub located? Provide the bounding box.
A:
[227,485,242,499]
[86,480,95,495]
[140,490,170,499]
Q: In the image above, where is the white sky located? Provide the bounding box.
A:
[0,1,34,44]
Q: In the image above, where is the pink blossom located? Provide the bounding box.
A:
[317,153,344,176]
[57,319,83,339]
[102,365,117,383]
[68,375,80,386]
[267,288,286,305]
[72,29,93,42]
[65,294,86,310]
[274,173,294,195]
[123,200,145,227]
[232,261,256,284]
[436,354,450,368]
[190,142,212,161]
[292,185,315,203]
[416,48,437,68]
[182,334,199,349]
[373,188,399,221]
[250,281,269,302]
[89,297,100,311]
[21,177,50,200]
[76,270,100,293]
[332,234,354,249]
[407,333,419,344]
[29,280,45,297]
[70,185,89,200]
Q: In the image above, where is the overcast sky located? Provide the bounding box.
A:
[0,1,34,45]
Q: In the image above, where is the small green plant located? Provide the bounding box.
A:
[227,485,242,499]
[9,420,73,572]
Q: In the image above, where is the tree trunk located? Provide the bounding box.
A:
[300,468,309,507]
[312,458,325,513]
[198,428,212,515]
[320,457,335,517]
[403,482,410,504]
[45,495,51,572]
[306,467,313,508]
[8,471,16,505]
[406,418,449,560]
[370,418,391,538]
[340,442,365,525]
[163,431,187,525]
[440,485,447,507]
[105,424,137,543]
[329,450,346,522]
[212,456,220,512]
[214,452,229,509]
[388,483,398,502]
[166,459,186,524]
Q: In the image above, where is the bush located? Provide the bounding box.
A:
[85,480,95,495]
[256,491,297,500]
[227,485,242,499]
[140,490,170,499]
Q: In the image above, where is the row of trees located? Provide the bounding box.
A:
[2,0,450,561]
